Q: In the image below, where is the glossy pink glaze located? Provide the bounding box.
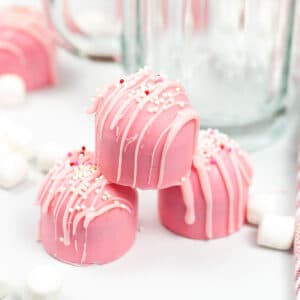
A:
[37,148,138,265]
[88,69,199,189]
[158,129,253,240]
[0,6,57,91]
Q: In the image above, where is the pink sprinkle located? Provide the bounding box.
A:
[210,158,216,165]
[67,152,72,157]
[227,147,232,153]
[155,77,163,83]
[73,160,79,166]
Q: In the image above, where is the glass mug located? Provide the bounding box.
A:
[46,0,296,150]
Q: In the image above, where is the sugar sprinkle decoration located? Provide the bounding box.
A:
[195,129,239,165]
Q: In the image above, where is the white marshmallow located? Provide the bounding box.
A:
[0,143,12,158]
[36,143,65,173]
[0,74,26,106]
[0,152,28,189]
[0,273,12,299]
[257,215,295,250]
[247,194,276,225]
[25,265,62,300]
[0,116,35,160]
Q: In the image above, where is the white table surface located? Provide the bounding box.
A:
[0,49,299,300]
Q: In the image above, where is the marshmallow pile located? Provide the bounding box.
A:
[247,192,295,251]
[0,116,66,189]
[0,74,26,107]
[0,265,62,300]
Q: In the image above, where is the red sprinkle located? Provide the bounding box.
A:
[120,79,124,84]
[70,162,75,167]
[81,146,86,152]
[220,144,225,150]
[144,90,150,96]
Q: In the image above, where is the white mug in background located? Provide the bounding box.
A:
[46,0,296,150]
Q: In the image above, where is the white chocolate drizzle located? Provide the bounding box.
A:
[89,68,199,187]
[37,148,133,263]
[180,129,253,238]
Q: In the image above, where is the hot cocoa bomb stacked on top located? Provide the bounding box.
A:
[37,68,253,265]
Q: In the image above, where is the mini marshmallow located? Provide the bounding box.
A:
[257,215,295,250]
[24,265,62,300]
[0,273,11,299]
[0,152,28,189]
[247,194,276,225]
[0,74,26,106]
[36,143,65,173]
[0,116,35,160]
[0,142,12,158]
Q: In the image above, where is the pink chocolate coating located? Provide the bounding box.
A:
[88,69,199,189]
[37,148,138,265]
[0,6,57,91]
[158,129,253,240]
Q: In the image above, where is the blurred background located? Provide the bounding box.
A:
[0,1,298,300]
[1,0,299,150]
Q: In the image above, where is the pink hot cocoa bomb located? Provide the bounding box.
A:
[0,6,57,91]
[88,69,199,189]
[37,148,138,265]
[158,129,253,240]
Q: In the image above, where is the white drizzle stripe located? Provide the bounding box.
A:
[53,161,93,238]
[37,149,135,262]
[148,123,173,184]
[132,102,182,187]
[75,240,78,253]
[52,162,92,218]
[83,199,132,230]
[116,107,143,182]
[194,159,213,238]
[71,180,109,236]
[0,20,56,83]
[71,198,132,236]
[97,71,150,142]
[62,182,87,245]
[87,85,111,114]
[96,71,139,115]
[81,230,88,264]
[53,187,75,241]
[124,134,138,153]
[182,129,253,237]
[116,79,175,182]
[66,181,101,239]
[214,155,235,234]
[0,40,26,65]
[110,96,136,130]
[42,172,70,215]
[180,179,196,224]
[158,109,199,187]
[40,163,67,211]
[230,152,244,228]
[96,72,151,166]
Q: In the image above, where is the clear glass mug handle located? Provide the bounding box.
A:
[43,0,121,62]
